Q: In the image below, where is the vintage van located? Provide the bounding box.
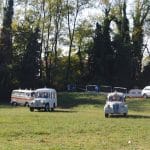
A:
[29,88,57,112]
[11,89,35,106]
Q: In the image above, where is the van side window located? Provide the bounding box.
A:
[53,93,56,99]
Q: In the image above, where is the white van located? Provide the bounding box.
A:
[29,88,57,112]
[11,89,35,106]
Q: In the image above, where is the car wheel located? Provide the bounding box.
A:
[24,102,29,107]
[105,113,109,118]
[45,104,50,112]
[123,113,127,117]
[37,108,41,111]
[143,94,148,99]
[12,102,17,106]
[30,107,34,112]
[51,103,55,111]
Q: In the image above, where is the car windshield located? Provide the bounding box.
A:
[113,87,127,94]
[108,95,124,102]
[35,92,49,98]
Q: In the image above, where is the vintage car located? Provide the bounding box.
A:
[104,91,128,117]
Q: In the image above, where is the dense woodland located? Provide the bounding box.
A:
[0,0,150,99]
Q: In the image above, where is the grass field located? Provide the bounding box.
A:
[0,92,150,150]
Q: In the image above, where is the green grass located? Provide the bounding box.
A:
[0,92,150,150]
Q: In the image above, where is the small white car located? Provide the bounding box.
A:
[29,88,57,112]
[104,91,128,118]
[127,89,142,98]
[141,86,150,98]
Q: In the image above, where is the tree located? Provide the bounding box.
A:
[0,0,14,64]
[88,0,115,85]
[65,0,91,86]
[20,27,41,88]
[74,20,93,81]
[0,0,14,99]
[111,0,132,87]
[131,0,150,85]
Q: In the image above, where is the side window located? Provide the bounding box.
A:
[20,92,25,97]
[53,93,55,99]
[50,92,52,99]
[12,91,17,97]
[26,93,30,97]
[44,92,48,98]
[31,92,35,97]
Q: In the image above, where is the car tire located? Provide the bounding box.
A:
[143,94,148,99]
[105,113,109,118]
[24,102,29,107]
[37,108,41,111]
[51,103,55,111]
[123,113,127,117]
[45,104,50,112]
[12,102,17,106]
[30,107,34,112]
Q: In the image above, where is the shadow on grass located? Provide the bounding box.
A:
[58,92,105,109]
[32,109,76,113]
[127,99,150,112]
[127,114,150,119]
[0,92,106,109]
[0,104,13,108]
[109,114,150,119]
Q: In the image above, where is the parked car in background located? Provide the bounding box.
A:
[104,91,128,118]
[86,85,100,92]
[113,87,127,94]
[29,88,57,112]
[141,86,150,98]
[127,89,142,98]
[100,85,112,95]
[10,89,34,106]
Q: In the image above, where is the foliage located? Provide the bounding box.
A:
[87,0,150,88]
[20,27,41,88]
[0,0,14,99]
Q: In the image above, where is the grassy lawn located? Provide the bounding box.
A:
[0,92,150,150]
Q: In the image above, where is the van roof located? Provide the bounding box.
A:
[144,86,150,89]
[12,89,34,93]
[35,88,56,92]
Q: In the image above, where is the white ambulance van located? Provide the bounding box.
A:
[11,89,35,106]
[29,88,57,112]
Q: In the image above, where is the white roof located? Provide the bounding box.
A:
[143,86,150,89]
[35,88,56,92]
[107,91,125,98]
[12,89,34,93]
